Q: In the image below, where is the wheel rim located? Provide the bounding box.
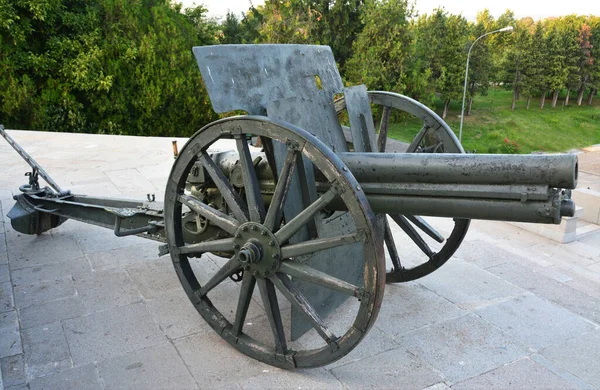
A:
[164,116,384,368]
[335,91,470,283]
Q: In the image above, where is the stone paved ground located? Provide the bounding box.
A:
[1,130,599,389]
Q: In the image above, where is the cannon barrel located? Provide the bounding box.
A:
[329,152,578,225]
[340,153,578,189]
[219,150,578,225]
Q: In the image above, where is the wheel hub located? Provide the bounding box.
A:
[233,222,281,278]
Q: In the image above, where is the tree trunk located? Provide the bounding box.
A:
[588,88,596,105]
[577,86,585,106]
[512,72,518,111]
[551,90,559,108]
[540,90,546,109]
[526,96,531,109]
[564,89,570,105]
[442,99,450,119]
[467,97,473,116]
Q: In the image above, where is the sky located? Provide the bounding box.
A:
[179,0,600,22]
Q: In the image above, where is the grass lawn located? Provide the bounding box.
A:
[387,87,600,154]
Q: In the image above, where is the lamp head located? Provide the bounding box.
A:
[499,26,514,32]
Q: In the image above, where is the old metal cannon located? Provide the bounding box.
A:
[1,45,577,369]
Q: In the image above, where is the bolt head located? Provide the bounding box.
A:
[251,225,257,231]
[242,226,248,232]
[272,253,279,259]
[269,241,274,246]
[233,244,240,249]
[261,231,267,236]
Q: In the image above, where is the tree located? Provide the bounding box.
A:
[0,0,219,135]
[500,18,533,110]
[303,0,365,68]
[344,0,415,94]
[575,22,594,105]
[465,15,493,115]
[586,16,600,105]
[417,9,468,119]
[219,11,244,44]
[524,21,547,109]
[557,15,586,105]
[544,24,569,108]
[254,0,320,44]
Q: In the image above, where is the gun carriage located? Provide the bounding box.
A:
[1,45,577,368]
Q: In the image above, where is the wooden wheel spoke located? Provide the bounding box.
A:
[235,136,266,223]
[232,271,256,335]
[196,257,240,298]
[274,188,337,244]
[377,106,391,152]
[280,232,362,259]
[256,278,287,354]
[405,215,444,243]
[406,125,430,153]
[179,237,235,255]
[279,261,362,298]
[264,147,297,231]
[383,218,402,270]
[179,194,239,235]
[390,214,434,258]
[271,273,337,344]
[199,151,249,223]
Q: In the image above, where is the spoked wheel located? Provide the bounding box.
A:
[335,91,470,283]
[164,116,384,368]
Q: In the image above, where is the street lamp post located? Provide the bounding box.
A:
[459,26,513,143]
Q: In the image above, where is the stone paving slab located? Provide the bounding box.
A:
[97,343,197,390]
[0,354,26,389]
[487,261,600,325]
[417,259,524,310]
[0,282,14,313]
[0,311,21,360]
[18,296,86,330]
[62,303,166,366]
[21,323,72,378]
[475,292,596,351]
[1,130,600,389]
[28,364,102,390]
[173,332,276,388]
[13,277,76,309]
[145,288,211,340]
[10,257,91,287]
[330,348,443,389]
[451,357,578,389]
[374,283,465,338]
[541,329,600,388]
[74,268,143,313]
[398,313,531,384]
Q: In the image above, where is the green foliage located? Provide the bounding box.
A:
[253,0,321,44]
[466,13,494,108]
[500,138,520,154]
[0,0,218,136]
[387,88,600,154]
[344,0,415,93]
[1,0,599,137]
[415,9,468,117]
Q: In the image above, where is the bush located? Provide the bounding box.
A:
[501,138,520,154]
